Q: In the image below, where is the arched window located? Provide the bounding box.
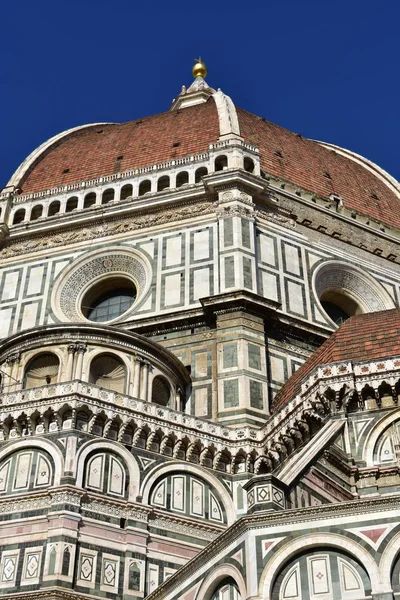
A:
[83,192,96,208]
[150,473,226,523]
[24,353,59,389]
[102,188,114,204]
[89,353,126,393]
[65,196,78,212]
[30,205,43,220]
[157,176,170,192]
[373,420,400,464]
[12,208,26,225]
[195,166,208,182]
[176,171,189,187]
[151,375,170,406]
[215,155,228,171]
[84,452,127,497]
[62,547,71,576]
[272,550,371,600]
[48,201,60,216]
[211,579,241,600]
[139,180,151,196]
[244,157,255,173]
[120,184,133,200]
[0,449,54,495]
[128,561,143,592]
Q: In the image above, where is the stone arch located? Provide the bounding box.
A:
[312,260,395,326]
[259,532,382,599]
[75,439,140,502]
[363,408,400,465]
[379,527,400,586]
[0,438,64,485]
[140,461,236,525]
[196,564,246,600]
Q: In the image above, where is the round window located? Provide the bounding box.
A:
[81,277,137,323]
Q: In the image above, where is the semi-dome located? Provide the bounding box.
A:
[5,72,400,231]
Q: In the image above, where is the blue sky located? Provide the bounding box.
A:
[1,0,399,188]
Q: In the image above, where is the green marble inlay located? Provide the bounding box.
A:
[223,343,238,369]
[250,380,263,409]
[248,343,261,370]
[224,379,239,408]
[224,218,234,247]
[241,218,251,248]
[243,256,253,290]
[224,256,235,288]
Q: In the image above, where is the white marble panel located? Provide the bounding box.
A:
[193,230,210,261]
[194,387,208,417]
[287,281,305,315]
[270,356,285,384]
[21,302,39,330]
[193,268,210,301]
[260,235,276,266]
[164,274,181,306]
[284,244,301,276]
[27,266,44,295]
[165,236,182,267]
[2,271,19,301]
[262,271,278,302]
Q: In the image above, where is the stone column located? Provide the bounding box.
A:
[132,356,141,398]
[66,345,76,381]
[5,352,21,392]
[74,344,86,380]
[140,360,149,401]
[175,386,182,411]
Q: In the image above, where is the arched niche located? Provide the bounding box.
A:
[373,419,400,465]
[84,451,127,498]
[88,353,126,393]
[141,462,236,524]
[149,471,227,524]
[24,352,60,389]
[75,439,140,501]
[0,448,54,495]
[151,375,171,406]
[271,549,371,600]
[210,578,241,600]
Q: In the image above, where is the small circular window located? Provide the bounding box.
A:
[51,247,152,323]
[82,277,137,323]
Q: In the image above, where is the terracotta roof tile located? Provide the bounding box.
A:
[271,308,400,412]
[17,100,400,232]
[237,108,400,230]
[20,100,220,193]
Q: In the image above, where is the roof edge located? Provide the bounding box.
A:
[317,141,400,200]
[5,122,115,191]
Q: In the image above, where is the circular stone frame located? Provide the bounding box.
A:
[312,260,395,326]
[51,246,152,324]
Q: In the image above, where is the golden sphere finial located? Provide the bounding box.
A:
[192,57,207,79]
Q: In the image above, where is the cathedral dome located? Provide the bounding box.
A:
[5,77,400,231]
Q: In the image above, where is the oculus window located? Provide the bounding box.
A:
[82,277,137,323]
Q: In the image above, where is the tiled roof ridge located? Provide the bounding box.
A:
[271,308,400,411]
